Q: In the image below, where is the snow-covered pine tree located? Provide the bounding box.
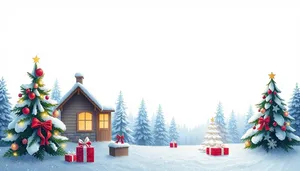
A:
[153,105,168,146]
[112,91,134,143]
[244,106,254,134]
[288,83,300,136]
[51,79,61,104]
[1,57,68,160]
[241,73,300,151]
[128,112,135,133]
[228,111,240,143]
[215,102,230,143]
[199,117,223,152]
[150,113,156,133]
[134,99,153,145]
[0,78,13,139]
[169,117,179,142]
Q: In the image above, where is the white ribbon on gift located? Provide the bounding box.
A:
[67,151,76,161]
[78,137,91,162]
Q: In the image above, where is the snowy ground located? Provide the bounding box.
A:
[0,142,299,171]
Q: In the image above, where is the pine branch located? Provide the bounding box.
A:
[27,72,36,80]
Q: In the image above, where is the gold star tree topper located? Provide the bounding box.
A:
[269,72,275,79]
[211,117,214,123]
[33,55,40,63]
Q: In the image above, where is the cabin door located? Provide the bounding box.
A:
[97,113,110,141]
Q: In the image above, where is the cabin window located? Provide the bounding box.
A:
[99,114,109,129]
[78,112,93,131]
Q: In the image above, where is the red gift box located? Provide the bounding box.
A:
[170,141,177,148]
[206,147,229,156]
[65,153,76,162]
[76,137,94,162]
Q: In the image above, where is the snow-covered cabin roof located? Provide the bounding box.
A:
[56,82,114,112]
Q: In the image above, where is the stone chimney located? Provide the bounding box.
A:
[75,73,84,84]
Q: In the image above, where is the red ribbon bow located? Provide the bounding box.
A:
[116,134,124,144]
[258,116,270,131]
[78,137,92,147]
[31,118,52,145]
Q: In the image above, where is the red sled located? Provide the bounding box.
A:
[206,147,229,156]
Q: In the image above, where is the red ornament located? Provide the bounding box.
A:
[268,89,272,94]
[22,138,28,145]
[269,100,273,104]
[281,126,286,131]
[26,89,31,94]
[274,91,277,95]
[18,93,22,97]
[262,95,266,99]
[45,95,49,100]
[35,68,44,77]
[28,92,36,100]
[33,83,39,89]
[284,111,289,117]
[22,107,30,115]
[258,109,261,112]
[273,122,277,127]
[253,126,256,129]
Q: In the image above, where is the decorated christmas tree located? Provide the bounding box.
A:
[1,56,68,160]
[199,117,223,152]
[241,72,300,151]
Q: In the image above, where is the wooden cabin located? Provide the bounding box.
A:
[55,73,114,142]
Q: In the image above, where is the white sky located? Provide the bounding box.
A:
[0,1,300,128]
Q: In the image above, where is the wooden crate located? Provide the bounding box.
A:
[109,147,129,157]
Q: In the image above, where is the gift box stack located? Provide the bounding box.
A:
[170,140,177,148]
[206,146,229,156]
[64,137,94,163]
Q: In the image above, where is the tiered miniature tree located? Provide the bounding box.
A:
[1,56,68,160]
[112,91,134,143]
[153,105,169,146]
[241,72,300,151]
[0,77,13,139]
[169,117,179,142]
[228,111,240,143]
[288,83,300,136]
[200,117,223,152]
[215,102,230,142]
[134,99,153,145]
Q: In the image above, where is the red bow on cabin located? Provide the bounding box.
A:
[116,134,124,144]
[258,116,270,131]
[31,118,52,145]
